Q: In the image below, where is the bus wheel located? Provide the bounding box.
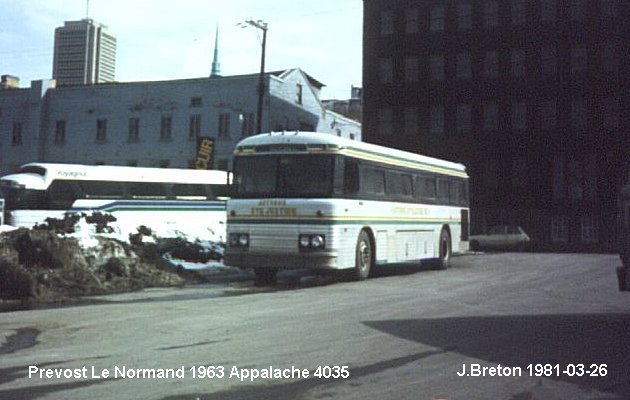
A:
[254,268,277,286]
[353,230,372,281]
[437,228,451,270]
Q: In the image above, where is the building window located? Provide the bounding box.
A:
[12,122,23,146]
[540,100,556,130]
[380,10,394,35]
[96,119,107,142]
[581,216,598,243]
[483,1,499,28]
[551,216,568,243]
[405,8,419,34]
[568,158,584,200]
[159,160,170,168]
[404,57,419,83]
[570,0,586,22]
[430,106,444,135]
[430,54,445,81]
[456,104,472,134]
[541,46,557,77]
[583,156,597,201]
[218,113,230,138]
[552,156,565,199]
[456,52,472,80]
[457,3,472,30]
[430,5,445,31]
[190,96,202,107]
[602,98,619,129]
[512,157,528,189]
[241,112,255,136]
[484,51,499,78]
[571,99,587,130]
[570,47,587,77]
[484,160,499,191]
[403,107,418,136]
[160,116,172,141]
[511,0,527,25]
[189,114,201,140]
[483,102,499,132]
[128,118,140,143]
[512,102,527,130]
[378,108,393,136]
[296,84,303,105]
[511,49,525,77]
[541,0,556,24]
[379,58,393,84]
[601,0,619,19]
[54,120,66,145]
[601,44,618,73]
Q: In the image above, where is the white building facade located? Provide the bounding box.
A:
[0,69,361,174]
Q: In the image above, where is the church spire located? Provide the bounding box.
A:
[210,25,221,78]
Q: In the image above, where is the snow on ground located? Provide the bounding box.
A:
[63,216,227,271]
[0,224,18,233]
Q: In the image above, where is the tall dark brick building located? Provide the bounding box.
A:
[363,0,629,251]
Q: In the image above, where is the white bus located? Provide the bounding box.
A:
[225,132,469,282]
[0,163,230,240]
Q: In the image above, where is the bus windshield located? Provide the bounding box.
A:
[0,186,47,210]
[232,154,334,198]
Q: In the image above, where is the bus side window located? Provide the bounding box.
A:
[387,172,413,200]
[128,182,167,198]
[437,178,449,203]
[415,175,436,203]
[80,181,124,198]
[171,183,207,198]
[344,160,360,195]
[362,167,385,197]
[48,180,82,209]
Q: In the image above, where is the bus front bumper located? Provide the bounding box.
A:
[224,250,339,270]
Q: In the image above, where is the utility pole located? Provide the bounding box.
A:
[240,20,268,134]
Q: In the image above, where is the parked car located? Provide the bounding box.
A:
[469,225,531,251]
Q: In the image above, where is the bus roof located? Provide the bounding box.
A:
[234,132,468,178]
[0,163,230,190]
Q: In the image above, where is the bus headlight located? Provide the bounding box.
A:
[229,233,249,248]
[298,234,325,250]
[299,235,311,248]
[310,235,325,249]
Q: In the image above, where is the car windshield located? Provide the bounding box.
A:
[232,154,334,198]
[488,226,506,234]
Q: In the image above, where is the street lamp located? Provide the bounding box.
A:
[239,19,268,134]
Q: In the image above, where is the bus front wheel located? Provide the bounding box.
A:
[353,230,373,281]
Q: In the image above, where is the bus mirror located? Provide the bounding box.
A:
[227,171,234,197]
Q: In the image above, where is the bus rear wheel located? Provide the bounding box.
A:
[353,230,373,281]
[437,228,451,270]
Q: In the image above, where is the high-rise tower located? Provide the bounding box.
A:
[52,19,117,86]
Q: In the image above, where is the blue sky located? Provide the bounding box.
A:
[0,0,363,99]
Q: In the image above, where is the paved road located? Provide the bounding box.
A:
[0,253,628,400]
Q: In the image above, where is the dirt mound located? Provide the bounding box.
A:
[0,216,208,307]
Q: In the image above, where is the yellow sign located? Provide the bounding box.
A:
[251,207,297,217]
[195,137,215,170]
